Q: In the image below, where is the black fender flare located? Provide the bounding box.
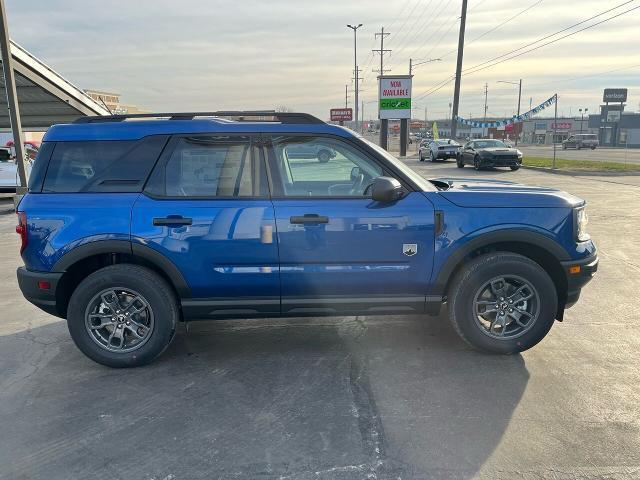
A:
[52,240,191,298]
[433,229,570,297]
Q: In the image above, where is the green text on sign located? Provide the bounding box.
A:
[380,98,411,110]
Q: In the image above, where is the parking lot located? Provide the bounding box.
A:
[1,161,639,479]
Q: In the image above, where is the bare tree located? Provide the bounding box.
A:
[275,105,294,113]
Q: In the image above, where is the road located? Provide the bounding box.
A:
[1,163,639,479]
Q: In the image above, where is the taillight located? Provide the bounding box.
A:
[16,211,27,254]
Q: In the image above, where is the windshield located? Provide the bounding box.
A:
[475,140,508,148]
[437,140,459,146]
[357,136,436,192]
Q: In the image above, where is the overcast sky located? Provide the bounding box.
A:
[5,0,640,120]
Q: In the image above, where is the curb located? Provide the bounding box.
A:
[521,165,640,177]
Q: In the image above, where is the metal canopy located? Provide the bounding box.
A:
[0,41,109,131]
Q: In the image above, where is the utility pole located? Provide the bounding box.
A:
[0,0,27,192]
[345,84,349,108]
[372,27,391,76]
[372,27,391,150]
[347,23,363,131]
[361,100,365,133]
[483,83,488,137]
[450,0,468,140]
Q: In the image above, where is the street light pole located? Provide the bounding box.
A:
[347,23,363,131]
[408,57,441,75]
[497,79,522,145]
[579,108,588,134]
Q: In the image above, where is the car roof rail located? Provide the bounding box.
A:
[73,111,325,125]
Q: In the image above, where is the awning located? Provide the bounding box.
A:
[0,41,109,131]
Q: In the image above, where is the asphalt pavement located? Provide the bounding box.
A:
[1,161,639,479]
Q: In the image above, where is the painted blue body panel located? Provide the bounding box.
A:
[130,195,279,301]
[272,192,435,300]
[18,193,137,271]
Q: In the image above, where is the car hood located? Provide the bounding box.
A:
[478,147,518,154]
[430,177,584,208]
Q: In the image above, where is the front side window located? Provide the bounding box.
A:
[146,136,267,198]
[269,136,383,197]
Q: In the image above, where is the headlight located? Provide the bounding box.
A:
[575,206,590,242]
[516,150,523,159]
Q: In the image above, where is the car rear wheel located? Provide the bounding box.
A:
[590,146,596,150]
[419,152,424,162]
[448,252,557,354]
[430,151,436,162]
[318,150,331,163]
[473,155,481,170]
[456,157,464,168]
[67,264,178,368]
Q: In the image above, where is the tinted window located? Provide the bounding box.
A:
[42,136,167,193]
[27,141,55,192]
[270,136,383,197]
[474,140,507,148]
[146,136,267,198]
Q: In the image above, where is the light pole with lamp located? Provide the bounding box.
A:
[408,57,441,75]
[579,108,588,134]
[347,23,363,131]
[497,79,522,145]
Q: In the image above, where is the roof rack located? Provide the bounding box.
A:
[73,111,325,125]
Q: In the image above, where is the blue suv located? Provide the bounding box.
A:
[16,111,598,367]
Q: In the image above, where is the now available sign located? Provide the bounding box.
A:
[378,75,412,120]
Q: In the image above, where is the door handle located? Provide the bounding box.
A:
[290,214,329,224]
[153,215,192,226]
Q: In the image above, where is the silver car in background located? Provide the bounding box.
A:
[562,133,599,150]
[419,139,461,162]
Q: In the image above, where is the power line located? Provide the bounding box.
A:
[389,0,438,60]
[462,3,640,77]
[441,0,545,59]
[461,1,637,74]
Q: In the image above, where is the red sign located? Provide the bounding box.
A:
[551,122,572,130]
[505,124,514,133]
[330,108,353,121]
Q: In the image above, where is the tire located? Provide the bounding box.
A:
[591,146,596,150]
[67,264,178,368]
[318,150,331,163]
[419,152,424,162]
[448,252,558,354]
[562,144,567,150]
[473,155,481,170]
[510,165,520,171]
[456,157,465,168]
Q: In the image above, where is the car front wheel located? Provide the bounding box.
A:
[473,156,482,170]
[456,157,465,168]
[510,165,520,171]
[448,252,558,354]
[67,264,178,368]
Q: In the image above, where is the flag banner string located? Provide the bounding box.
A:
[454,94,557,129]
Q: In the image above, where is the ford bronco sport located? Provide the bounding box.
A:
[16,111,598,367]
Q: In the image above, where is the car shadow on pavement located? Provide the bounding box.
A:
[0,314,529,480]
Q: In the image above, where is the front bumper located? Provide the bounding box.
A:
[17,267,64,318]
[480,156,521,167]
[560,252,598,308]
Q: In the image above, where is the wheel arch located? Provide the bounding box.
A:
[434,230,570,319]
[53,240,190,318]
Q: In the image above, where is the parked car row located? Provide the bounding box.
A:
[418,138,523,171]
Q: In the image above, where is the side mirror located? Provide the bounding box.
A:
[371,176,403,203]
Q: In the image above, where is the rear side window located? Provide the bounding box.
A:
[41,136,168,193]
[27,141,55,192]
[145,136,268,198]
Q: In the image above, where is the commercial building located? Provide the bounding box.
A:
[588,89,640,148]
[520,117,593,145]
[84,89,147,115]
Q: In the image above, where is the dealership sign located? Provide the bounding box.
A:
[330,108,352,121]
[603,88,627,103]
[378,75,412,119]
[551,122,572,130]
